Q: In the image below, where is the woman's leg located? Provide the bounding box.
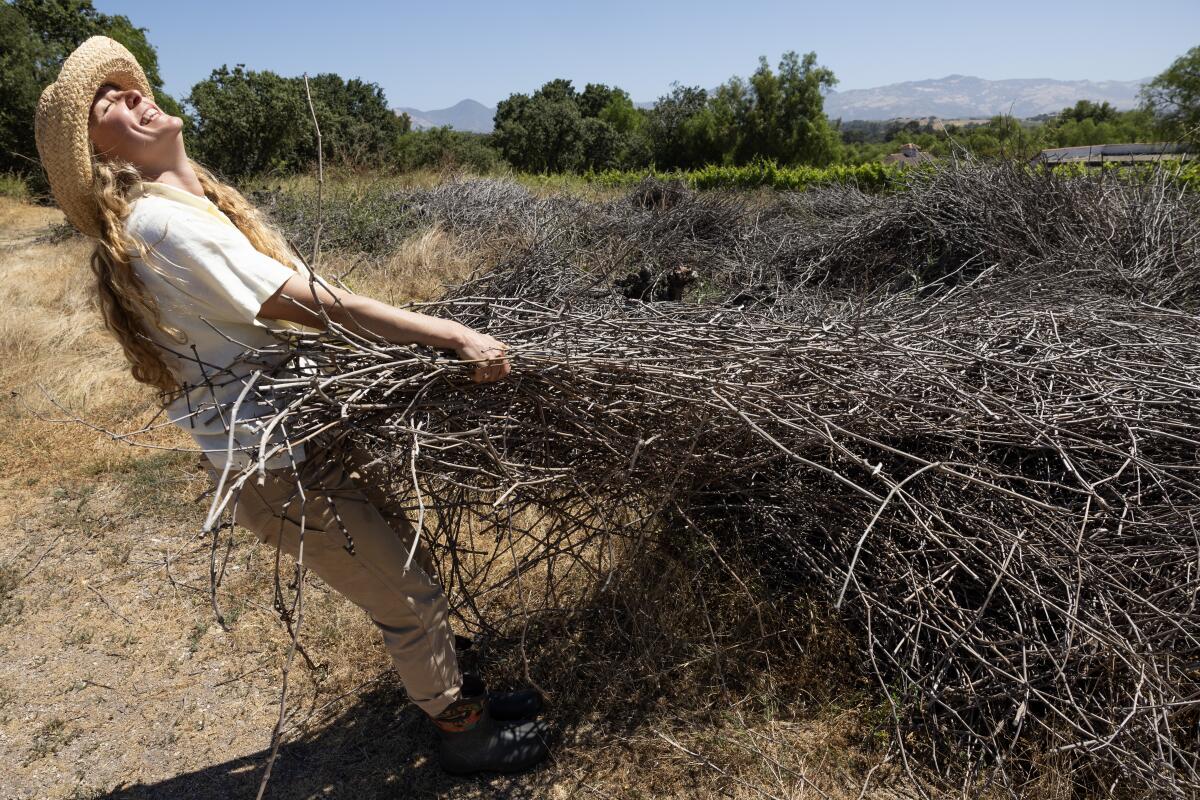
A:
[338,444,439,579]
[225,456,462,717]
[209,453,550,773]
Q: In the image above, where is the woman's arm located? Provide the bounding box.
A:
[259,273,511,384]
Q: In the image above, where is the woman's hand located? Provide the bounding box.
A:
[455,327,511,383]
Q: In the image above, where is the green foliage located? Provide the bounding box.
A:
[185,66,405,177]
[645,51,841,170]
[590,84,649,167]
[0,5,50,177]
[392,126,503,173]
[0,0,180,178]
[0,172,29,200]
[1141,45,1200,141]
[577,116,618,171]
[1058,99,1119,124]
[586,160,902,192]
[644,84,718,170]
[732,51,841,166]
[494,52,841,175]
[1041,107,1159,149]
[596,88,641,135]
[1047,159,1200,190]
[249,177,425,256]
[577,83,618,118]
[493,79,624,173]
[688,159,897,190]
[185,66,309,177]
[304,73,407,166]
[1181,160,1200,189]
[838,103,1165,165]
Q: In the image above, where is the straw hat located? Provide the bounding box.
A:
[34,36,155,238]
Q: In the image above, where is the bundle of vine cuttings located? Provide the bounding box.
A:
[206,161,1200,795]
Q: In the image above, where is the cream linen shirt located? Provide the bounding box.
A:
[124,180,312,469]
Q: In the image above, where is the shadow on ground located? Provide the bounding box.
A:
[98,540,850,799]
[99,683,556,800]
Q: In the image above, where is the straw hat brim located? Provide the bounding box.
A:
[34,36,154,239]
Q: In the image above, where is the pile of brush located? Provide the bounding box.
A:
[218,161,1199,795]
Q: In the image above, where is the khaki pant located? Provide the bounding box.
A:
[207,444,462,717]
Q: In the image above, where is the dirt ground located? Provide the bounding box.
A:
[0,197,903,799]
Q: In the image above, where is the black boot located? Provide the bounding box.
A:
[432,695,549,775]
[461,672,544,721]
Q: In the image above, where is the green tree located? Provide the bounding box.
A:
[580,116,620,170]
[492,80,586,172]
[1141,45,1200,140]
[734,51,840,166]
[493,79,650,172]
[643,51,840,169]
[597,89,641,135]
[585,85,649,168]
[185,67,403,177]
[645,84,714,169]
[574,83,643,169]
[186,66,310,177]
[0,0,180,178]
[0,5,44,176]
[302,73,407,167]
[1058,99,1119,124]
[1045,107,1157,148]
[578,83,618,118]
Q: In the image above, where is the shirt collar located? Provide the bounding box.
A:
[134,180,236,228]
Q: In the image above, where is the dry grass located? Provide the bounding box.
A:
[327,226,480,306]
[0,195,915,799]
[250,166,630,203]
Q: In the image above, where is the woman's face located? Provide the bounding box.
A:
[88,83,184,171]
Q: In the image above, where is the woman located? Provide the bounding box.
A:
[34,36,547,775]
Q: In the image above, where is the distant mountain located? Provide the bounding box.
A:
[822,75,1150,121]
[397,75,1152,133]
[395,99,495,133]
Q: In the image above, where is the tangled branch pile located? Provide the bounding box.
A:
[217,162,1199,795]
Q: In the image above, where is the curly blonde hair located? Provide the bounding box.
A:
[89,159,296,394]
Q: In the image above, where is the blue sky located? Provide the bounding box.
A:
[96,0,1199,110]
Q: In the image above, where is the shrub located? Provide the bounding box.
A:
[1046,160,1200,190]
[392,127,503,173]
[0,173,29,201]
[585,160,904,192]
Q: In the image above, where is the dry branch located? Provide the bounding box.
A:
[179,162,1200,796]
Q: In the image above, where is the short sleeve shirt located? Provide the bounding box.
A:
[124,181,310,469]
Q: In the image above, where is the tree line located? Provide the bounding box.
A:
[1,1,1196,186]
[839,100,1170,163]
[492,50,840,172]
